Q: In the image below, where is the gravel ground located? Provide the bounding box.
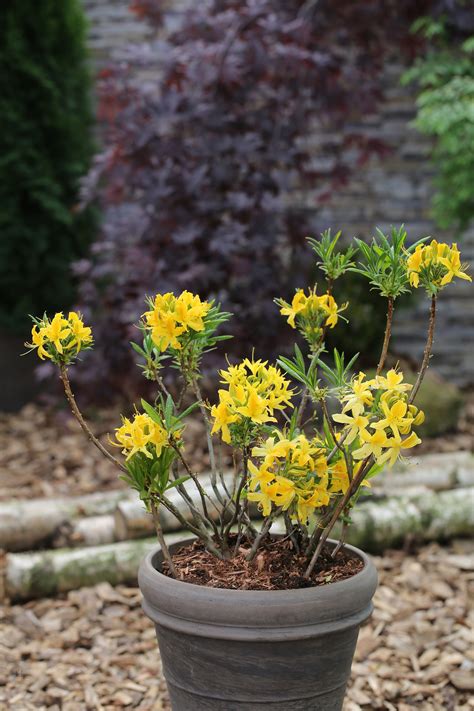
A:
[1,541,472,711]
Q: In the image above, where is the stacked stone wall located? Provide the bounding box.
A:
[81,0,474,386]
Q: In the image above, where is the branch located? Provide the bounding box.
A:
[150,500,177,578]
[376,296,394,376]
[409,295,437,404]
[191,379,226,507]
[304,454,372,578]
[59,365,126,472]
[246,506,282,561]
[168,441,222,540]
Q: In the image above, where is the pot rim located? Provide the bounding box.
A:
[139,536,378,640]
[141,536,373,598]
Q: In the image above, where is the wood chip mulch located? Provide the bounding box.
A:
[0,405,215,501]
[1,541,472,710]
[165,536,363,590]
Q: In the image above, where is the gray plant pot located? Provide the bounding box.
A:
[139,538,378,711]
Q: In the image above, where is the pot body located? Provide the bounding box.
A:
[139,539,378,711]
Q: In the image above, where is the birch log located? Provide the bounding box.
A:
[381,451,473,492]
[0,473,233,552]
[0,490,133,552]
[2,531,187,601]
[3,487,473,602]
[339,486,474,553]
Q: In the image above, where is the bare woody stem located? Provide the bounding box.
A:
[409,295,437,405]
[59,364,126,472]
[296,346,322,428]
[191,378,227,507]
[376,296,394,376]
[150,499,177,578]
[168,441,222,539]
[158,492,225,559]
[331,510,349,559]
[304,454,372,578]
[246,507,282,562]
[305,295,438,576]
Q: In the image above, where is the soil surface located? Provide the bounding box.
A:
[164,536,363,590]
[1,541,472,710]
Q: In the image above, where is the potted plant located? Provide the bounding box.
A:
[26,227,470,710]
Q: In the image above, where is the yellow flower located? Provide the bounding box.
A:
[372,398,412,437]
[174,291,211,331]
[289,434,316,468]
[211,359,293,442]
[332,411,369,444]
[379,431,421,467]
[210,400,238,444]
[342,372,374,416]
[252,435,292,465]
[374,369,412,394]
[267,476,296,510]
[352,428,389,462]
[328,459,350,494]
[236,387,275,424]
[151,313,186,351]
[43,313,70,354]
[296,487,330,523]
[112,413,170,461]
[280,290,307,328]
[319,294,347,329]
[406,241,470,291]
[439,244,472,286]
[248,461,275,491]
[30,325,51,360]
[68,312,93,353]
[247,483,274,517]
[407,246,424,287]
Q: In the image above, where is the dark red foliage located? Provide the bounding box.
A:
[76,0,439,401]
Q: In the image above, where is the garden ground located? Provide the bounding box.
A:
[1,541,473,711]
[0,401,473,709]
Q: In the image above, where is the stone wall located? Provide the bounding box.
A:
[81,0,474,387]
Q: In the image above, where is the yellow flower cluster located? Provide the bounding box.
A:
[143,291,212,351]
[28,312,93,361]
[334,369,424,468]
[247,432,331,521]
[210,359,294,443]
[279,287,345,329]
[112,412,170,461]
[407,240,471,290]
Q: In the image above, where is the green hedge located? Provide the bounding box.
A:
[0,0,95,333]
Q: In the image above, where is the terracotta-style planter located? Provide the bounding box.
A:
[139,538,378,710]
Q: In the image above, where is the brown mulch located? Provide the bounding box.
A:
[1,541,472,710]
[165,536,363,590]
[0,404,214,501]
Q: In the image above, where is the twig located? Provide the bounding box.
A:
[331,510,349,559]
[169,441,222,539]
[295,347,321,428]
[304,454,372,578]
[59,365,126,472]
[376,296,394,376]
[191,379,226,507]
[246,507,282,562]
[409,295,437,404]
[284,511,300,553]
[150,499,177,578]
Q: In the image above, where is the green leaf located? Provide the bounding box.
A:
[141,399,163,425]
[165,475,191,491]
